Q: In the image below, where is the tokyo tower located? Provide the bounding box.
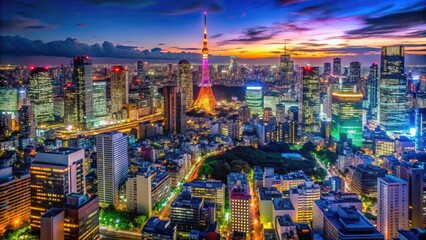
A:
[193,12,217,113]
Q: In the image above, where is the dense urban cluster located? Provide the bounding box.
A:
[0,12,426,240]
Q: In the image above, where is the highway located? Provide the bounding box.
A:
[57,113,163,139]
[100,226,140,240]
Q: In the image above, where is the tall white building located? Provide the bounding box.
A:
[377,175,409,240]
[289,179,320,223]
[96,131,128,207]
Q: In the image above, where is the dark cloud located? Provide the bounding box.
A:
[277,23,312,32]
[276,0,305,5]
[79,0,155,7]
[150,47,162,52]
[0,16,56,30]
[409,30,426,37]
[211,33,223,39]
[346,8,426,35]
[75,23,88,27]
[0,35,229,61]
[270,51,282,54]
[24,25,50,29]
[158,43,165,45]
[173,47,199,51]
[218,26,282,45]
[159,0,224,15]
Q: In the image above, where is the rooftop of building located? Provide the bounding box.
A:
[183,179,224,189]
[41,208,64,218]
[281,170,308,181]
[230,187,251,200]
[258,187,282,201]
[44,147,81,155]
[171,191,204,208]
[398,228,426,240]
[273,198,295,210]
[276,215,295,227]
[354,164,387,174]
[379,175,407,184]
[142,217,176,235]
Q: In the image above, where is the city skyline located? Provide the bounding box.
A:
[1,0,425,65]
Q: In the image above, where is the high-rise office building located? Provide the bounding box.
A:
[110,66,128,116]
[126,167,171,217]
[18,105,35,140]
[289,179,320,222]
[331,91,364,146]
[29,67,54,123]
[30,148,85,231]
[333,58,341,76]
[177,59,193,109]
[163,86,186,134]
[64,82,77,127]
[0,167,30,234]
[324,62,331,75]
[246,85,264,116]
[0,88,18,112]
[40,208,65,240]
[279,45,294,83]
[230,188,251,234]
[349,61,361,83]
[92,80,107,118]
[193,12,217,113]
[238,105,251,122]
[397,162,424,228]
[367,62,379,120]
[63,194,99,240]
[142,217,177,240]
[379,46,407,131]
[73,56,93,130]
[301,66,320,132]
[229,56,239,80]
[96,132,128,207]
[377,175,409,239]
[414,108,426,151]
[352,164,386,196]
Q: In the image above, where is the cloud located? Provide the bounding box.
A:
[158,43,165,45]
[75,23,88,27]
[0,35,230,62]
[79,0,155,8]
[346,8,426,36]
[211,33,223,39]
[0,16,57,30]
[173,47,199,51]
[159,0,225,15]
[276,0,306,5]
[219,26,282,45]
[151,47,162,52]
[24,25,51,29]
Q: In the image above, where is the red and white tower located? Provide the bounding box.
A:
[193,12,217,113]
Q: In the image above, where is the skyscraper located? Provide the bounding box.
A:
[96,132,128,207]
[377,175,409,239]
[229,56,239,80]
[163,86,186,134]
[279,45,294,84]
[367,62,379,120]
[177,60,193,109]
[110,66,128,116]
[333,58,341,76]
[331,91,364,146]
[30,148,85,231]
[301,66,320,132]
[193,12,217,113]
[29,67,54,123]
[246,85,264,116]
[397,162,424,228]
[349,61,361,82]
[324,62,331,75]
[73,56,93,130]
[379,46,407,131]
[92,80,107,118]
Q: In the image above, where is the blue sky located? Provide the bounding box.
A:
[0,0,425,62]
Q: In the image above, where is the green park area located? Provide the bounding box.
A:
[99,206,147,231]
[198,142,329,183]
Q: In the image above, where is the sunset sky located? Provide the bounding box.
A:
[0,0,425,62]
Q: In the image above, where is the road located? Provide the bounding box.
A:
[100,227,140,240]
[314,156,333,178]
[57,113,163,139]
[248,172,263,240]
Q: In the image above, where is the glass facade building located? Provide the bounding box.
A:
[379,46,407,131]
[29,67,54,123]
[301,66,320,132]
[246,86,264,116]
[331,92,363,147]
[367,62,379,121]
[73,56,93,130]
[0,88,18,112]
[92,81,107,118]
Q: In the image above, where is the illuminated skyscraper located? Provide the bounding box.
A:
[379,46,407,131]
[163,86,186,134]
[30,148,85,231]
[377,175,409,239]
[177,60,193,109]
[324,62,331,75]
[29,67,54,123]
[193,12,217,113]
[73,56,93,130]
[333,58,341,76]
[367,62,379,120]
[279,45,294,84]
[0,88,18,112]
[96,132,128,208]
[331,92,363,147]
[110,66,128,116]
[301,66,320,132]
[92,80,107,118]
[349,61,361,82]
[246,86,264,116]
[229,56,239,80]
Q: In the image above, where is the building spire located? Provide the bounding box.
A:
[202,12,209,55]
